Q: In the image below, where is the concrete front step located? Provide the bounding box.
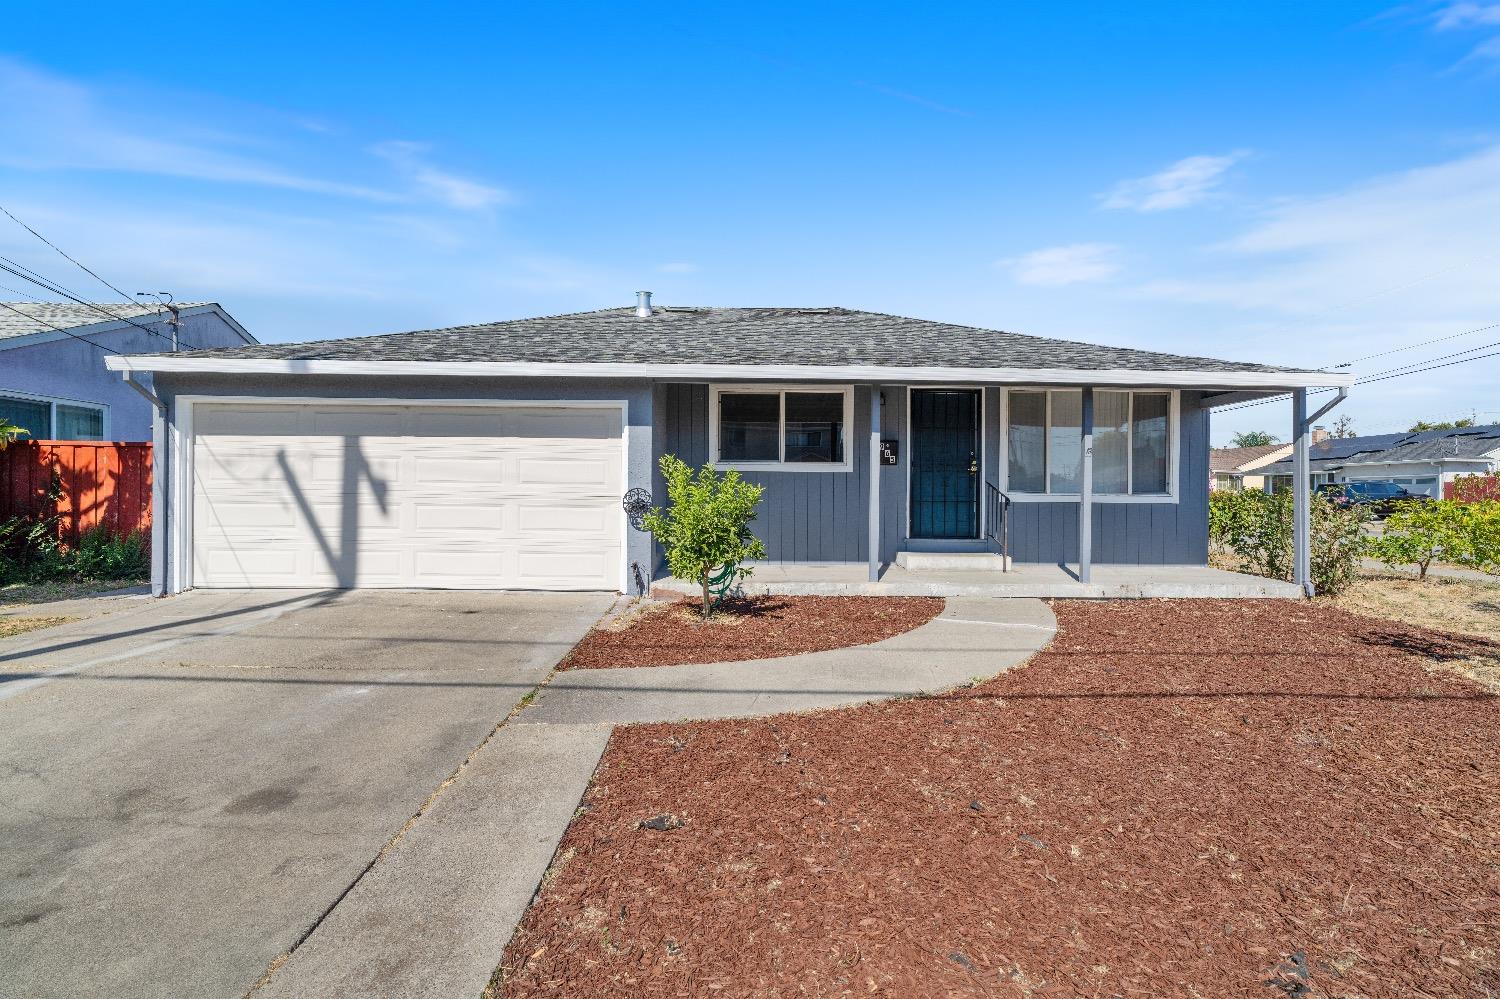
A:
[896,550,1012,572]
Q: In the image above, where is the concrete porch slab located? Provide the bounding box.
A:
[655,562,1303,599]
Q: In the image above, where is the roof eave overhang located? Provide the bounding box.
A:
[101,357,1356,390]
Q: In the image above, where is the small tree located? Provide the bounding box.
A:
[1230,430,1280,448]
[1367,499,1481,580]
[1329,414,1357,439]
[1471,502,1500,575]
[642,455,767,616]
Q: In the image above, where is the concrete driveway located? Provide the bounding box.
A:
[0,588,611,999]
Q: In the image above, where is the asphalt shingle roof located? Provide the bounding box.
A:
[0,301,210,342]
[1209,444,1289,473]
[1260,424,1500,473]
[157,306,1311,374]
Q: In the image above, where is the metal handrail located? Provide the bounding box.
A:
[984,482,1011,572]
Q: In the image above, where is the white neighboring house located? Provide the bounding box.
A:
[1261,424,1500,497]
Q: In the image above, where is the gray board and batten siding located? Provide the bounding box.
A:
[654,383,1210,568]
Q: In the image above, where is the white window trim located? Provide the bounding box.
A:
[708,384,854,473]
[0,388,110,441]
[998,387,1179,504]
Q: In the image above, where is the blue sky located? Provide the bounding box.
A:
[2,1,1498,443]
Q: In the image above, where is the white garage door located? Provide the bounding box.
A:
[190,402,623,590]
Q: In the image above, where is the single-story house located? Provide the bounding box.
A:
[1209,441,1295,492]
[1,301,255,442]
[104,295,1352,597]
[1260,424,1500,497]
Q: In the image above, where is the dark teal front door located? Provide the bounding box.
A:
[909,389,980,539]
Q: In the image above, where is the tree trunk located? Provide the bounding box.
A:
[700,573,712,618]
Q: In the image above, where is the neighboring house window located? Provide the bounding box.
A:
[1004,389,1174,498]
[0,393,107,441]
[710,385,852,470]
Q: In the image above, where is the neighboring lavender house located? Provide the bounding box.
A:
[0,302,255,441]
[105,295,1351,597]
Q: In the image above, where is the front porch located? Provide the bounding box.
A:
[654,562,1302,599]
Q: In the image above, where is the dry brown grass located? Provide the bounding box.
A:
[1322,574,1500,691]
[0,578,143,608]
[0,615,75,639]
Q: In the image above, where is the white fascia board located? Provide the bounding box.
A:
[102,355,1357,389]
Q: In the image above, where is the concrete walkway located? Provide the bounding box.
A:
[255,597,1056,999]
[520,597,1058,725]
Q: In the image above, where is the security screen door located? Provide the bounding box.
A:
[909,389,979,539]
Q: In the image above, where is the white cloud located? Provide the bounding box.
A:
[1457,35,1500,63]
[0,59,513,214]
[0,58,396,201]
[1433,2,1500,29]
[1100,151,1249,212]
[369,141,512,212]
[1004,243,1120,286]
[1133,143,1500,368]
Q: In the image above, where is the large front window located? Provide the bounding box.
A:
[0,394,107,441]
[712,386,851,469]
[1005,389,1172,496]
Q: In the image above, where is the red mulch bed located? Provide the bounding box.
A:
[500,600,1500,998]
[557,596,945,670]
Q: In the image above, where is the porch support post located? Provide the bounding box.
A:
[1292,388,1311,596]
[1079,386,1094,584]
[868,385,881,582]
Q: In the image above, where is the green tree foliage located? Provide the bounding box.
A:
[1367,499,1500,579]
[1208,489,1368,594]
[1230,430,1281,447]
[1407,418,1475,432]
[0,418,28,450]
[641,455,767,616]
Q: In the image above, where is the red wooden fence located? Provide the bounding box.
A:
[1445,474,1500,503]
[0,441,153,546]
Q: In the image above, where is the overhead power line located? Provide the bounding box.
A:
[1336,321,1500,368]
[0,257,198,350]
[0,202,139,307]
[1217,318,1500,414]
[0,204,200,349]
[1354,348,1500,387]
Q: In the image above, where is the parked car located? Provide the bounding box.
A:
[1316,480,1433,517]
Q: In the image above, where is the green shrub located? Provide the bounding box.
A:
[72,526,150,581]
[1209,488,1368,594]
[642,455,767,616]
[1368,499,1500,579]
[0,473,149,585]
[0,475,65,584]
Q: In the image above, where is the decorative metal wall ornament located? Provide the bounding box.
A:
[622,487,652,531]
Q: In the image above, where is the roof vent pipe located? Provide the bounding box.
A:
[635,290,653,317]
